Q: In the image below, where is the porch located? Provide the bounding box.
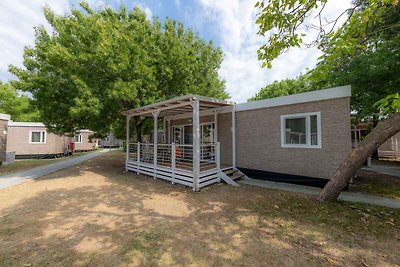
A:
[123,95,239,191]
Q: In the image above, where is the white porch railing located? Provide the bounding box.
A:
[126,142,222,190]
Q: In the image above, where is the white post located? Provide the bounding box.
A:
[126,116,130,171]
[231,105,236,169]
[153,111,160,179]
[137,142,140,175]
[163,117,166,143]
[192,99,200,191]
[216,142,221,183]
[214,111,218,142]
[168,118,172,143]
[171,142,176,184]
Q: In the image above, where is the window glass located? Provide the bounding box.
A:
[285,117,306,144]
[31,132,42,143]
[173,127,182,144]
[74,134,82,143]
[201,124,214,143]
[310,115,318,145]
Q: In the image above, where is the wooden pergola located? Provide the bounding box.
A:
[123,95,237,191]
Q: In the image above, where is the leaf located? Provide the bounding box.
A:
[325,257,336,265]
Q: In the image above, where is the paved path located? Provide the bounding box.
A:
[0,150,108,190]
[362,164,400,178]
[240,179,400,209]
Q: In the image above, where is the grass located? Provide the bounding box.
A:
[0,151,95,176]
[351,169,400,199]
[0,151,399,266]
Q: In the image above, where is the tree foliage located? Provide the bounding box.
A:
[9,3,227,137]
[0,82,39,121]
[248,74,313,101]
[255,0,399,115]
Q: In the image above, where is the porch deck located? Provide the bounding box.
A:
[123,95,236,191]
[126,142,232,189]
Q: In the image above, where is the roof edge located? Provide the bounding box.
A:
[0,113,11,121]
[236,85,351,112]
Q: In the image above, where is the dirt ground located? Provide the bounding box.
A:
[0,152,399,267]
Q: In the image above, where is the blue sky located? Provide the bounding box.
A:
[0,0,350,102]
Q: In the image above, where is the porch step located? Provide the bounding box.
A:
[222,168,250,181]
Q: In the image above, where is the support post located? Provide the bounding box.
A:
[126,115,130,171]
[171,142,176,184]
[163,117,166,143]
[216,142,221,183]
[152,111,160,179]
[214,111,218,142]
[137,142,140,175]
[231,105,236,169]
[192,99,200,191]
[168,118,171,143]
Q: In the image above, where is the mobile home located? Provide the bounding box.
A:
[6,122,72,158]
[123,85,352,190]
[74,130,98,152]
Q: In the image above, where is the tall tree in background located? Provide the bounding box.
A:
[255,0,400,201]
[9,2,227,139]
[0,82,39,121]
[248,74,312,101]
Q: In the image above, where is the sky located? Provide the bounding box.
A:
[0,0,351,103]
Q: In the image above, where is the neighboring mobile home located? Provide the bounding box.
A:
[99,132,122,148]
[0,113,14,165]
[74,130,98,152]
[123,85,352,190]
[5,120,97,159]
[7,122,72,158]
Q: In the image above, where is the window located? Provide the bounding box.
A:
[201,123,214,144]
[29,130,46,144]
[74,134,82,143]
[281,112,321,148]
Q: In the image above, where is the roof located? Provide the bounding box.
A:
[0,113,10,121]
[123,94,235,117]
[8,121,46,127]
[236,85,351,112]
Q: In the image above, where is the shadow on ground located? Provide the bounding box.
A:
[0,152,399,266]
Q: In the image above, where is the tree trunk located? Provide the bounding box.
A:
[318,112,400,202]
[134,117,143,143]
[371,116,379,159]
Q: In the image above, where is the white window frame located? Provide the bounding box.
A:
[280,112,322,149]
[29,130,46,144]
[74,133,83,143]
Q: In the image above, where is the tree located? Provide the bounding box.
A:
[255,0,400,201]
[0,82,39,121]
[9,3,227,140]
[248,74,313,101]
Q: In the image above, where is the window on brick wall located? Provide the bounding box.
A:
[280,112,321,148]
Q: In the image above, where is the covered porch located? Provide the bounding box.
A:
[123,95,237,191]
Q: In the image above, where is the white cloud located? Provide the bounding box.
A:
[196,0,351,103]
[133,2,153,20]
[0,0,70,82]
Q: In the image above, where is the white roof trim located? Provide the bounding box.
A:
[236,85,351,112]
[0,113,11,121]
[77,129,93,133]
[8,121,46,127]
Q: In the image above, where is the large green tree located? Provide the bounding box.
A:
[255,0,400,201]
[9,3,227,139]
[248,74,313,101]
[0,82,39,121]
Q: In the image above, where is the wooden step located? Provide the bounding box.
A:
[231,172,245,180]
